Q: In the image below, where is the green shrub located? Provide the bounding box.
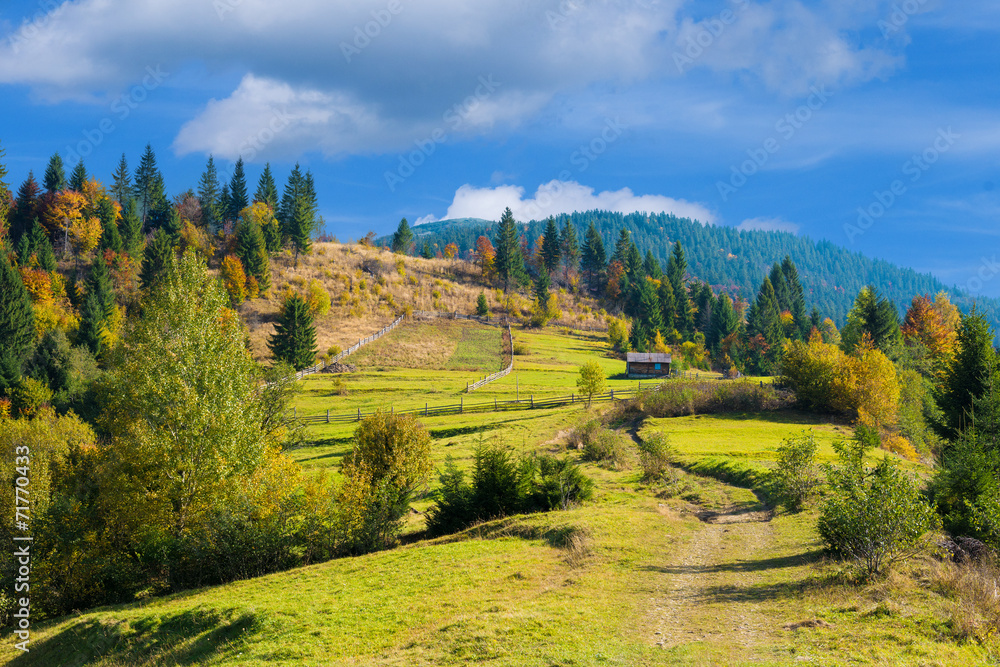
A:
[638,432,676,482]
[770,431,820,512]
[818,428,938,578]
[571,421,630,470]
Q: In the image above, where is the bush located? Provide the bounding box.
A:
[426,444,593,536]
[572,421,631,470]
[818,427,938,578]
[626,380,794,419]
[638,431,676,482]
[770,431,819,512]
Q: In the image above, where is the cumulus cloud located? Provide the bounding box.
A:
[419,181,715,225]
[736,217,800,234]
[0,0,911,158]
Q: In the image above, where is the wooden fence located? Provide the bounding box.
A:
[281,315,405,383]
[467,321,513,392]
[293,381,677,425]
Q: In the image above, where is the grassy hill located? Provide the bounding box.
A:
[400,211,1000,329]
[5,322,995,665]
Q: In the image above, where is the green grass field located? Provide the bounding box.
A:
[5,322,993,666]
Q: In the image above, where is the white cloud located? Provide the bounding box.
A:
[0,0,911,158]
[421,181,716,225]
[736,217,800,234]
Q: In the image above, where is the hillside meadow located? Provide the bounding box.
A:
[4,319,993,666]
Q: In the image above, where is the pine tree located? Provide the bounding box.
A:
[392,218,414,254]
[120,198,144,258]
[139,228,175,292]
[533,268,550,306]
[668,242,694,339]
[268,294,317,370]
[30,219,57,272]
[421,242,433,259]
[581,222,606,293]
[198,155,221,231]
[10,172,41,243]
[97,198,123,253]
[288,195,314,265]
[636,278,664,341]
[255,163,279,209]
[644,250,662,279]
[0,254,35,393]
[781,256,809,339]
[541,217,561,276]
[612,229,632,267]
[77,255,115,355]
[935,309,996,440]
[494,207,527,293]
[43,153,66,193]
[111,154,131,204]
[559,219,579,280]
[133,144,165,225]
[658,277,676,336]
[476,293,489,317]
[842,286,902,355]
[227,157,249,222]
[69,160,87,192]
[278,163,304,237]
[746,277,784,375]
[709,293,740,356]
[235,213,271,293]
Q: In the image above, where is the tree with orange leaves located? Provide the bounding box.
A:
[43,190,87,253]
[902,293,959,369]
[443,242,458,260]
[475,235,496,282]
[605,260,625,300]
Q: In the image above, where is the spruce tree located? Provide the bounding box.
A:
[658,278,676,336]
[746,277,784,375]
[255,163,279,209]
[935,309,996,440]
[559,219,579,280]
[278,163,304,236]
[612,229,632,266]
[268,294,317,370]
[69,160,87,192]
[227,157,249,221]
[494,207,526,293]
[133,144,165,224]
[139,228,174,292]
[235,213,271,292]
[97,197,123,253]
[30,219,57,272]
[644,250,662,279]
[77,256,115,355]
[10,172,41,243]
[709,293,740,356]
[541,217,561,276]
[533,268,551,306]
[218,183,231,224]
[781,256,809,339]
[0,254,35,393]
[198,155,221,231]
[288,196,314,265]
[581,222,606,293]
[667,242,694,339]
[636,278,664,341]
[111,154,131,204]
[841,286,902,355]
[43,153,66,193]
[392,218,414,254]
[120,198,144,258]
[421,242,433,259]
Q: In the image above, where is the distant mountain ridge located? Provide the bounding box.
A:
[394,210,1000,329]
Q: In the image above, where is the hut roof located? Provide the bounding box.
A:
[626,353,672,363]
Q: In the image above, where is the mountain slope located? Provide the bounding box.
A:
[402,211,1000,328]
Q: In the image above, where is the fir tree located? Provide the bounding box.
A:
[288,195,314,265]
[77,256,115,355]
[636,278,664,342]
[120,198,144,258]
[198,156,221,231]
[667,242,694,339]
[69,160,87,192]
[133,144,165,225]
[10,172,41,243]
[421,242,433,259]
[268,294,317,370]
[841,286,902,355]
[494,207,527,293]
[278,163,304,237]
[709,293,740,356]
[227,157,249,221]
[97,198,123,253]
[111,154,131,204]
[0,254,35,393]
[533,268,551,306]
[476,293,489,317]
[218,182,230,225]
[781,256,810,339]
[541,217,561,276]
[139,228,174,292]
[643,250,662,279]
[581,222,606,293]
[30,219,57,272]
[392,218,414,254]
[255,163,279,209]
[935,309,996,440]
[658,278,676,336]
[559,219,579,280]
[612,229,632,267]
[43,152,66,193]
[746,277,784,375]
[235,213,271,292]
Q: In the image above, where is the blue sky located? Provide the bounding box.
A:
[1,1,998,294]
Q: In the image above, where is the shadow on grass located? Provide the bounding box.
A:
[10,608,265,667]
[642,549,824,578]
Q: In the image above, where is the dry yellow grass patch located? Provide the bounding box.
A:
[232,242,608,363]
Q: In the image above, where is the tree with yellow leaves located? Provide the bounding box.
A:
[832,335,900,432]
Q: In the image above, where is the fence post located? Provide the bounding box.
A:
[357,408,361,422]
[326,409,330,424]
[530,395,533,409]
[460,397,463,414]
[494,397,497,411]
[293,407,296,418]
[610,389,614,400]
[425,403,428,416]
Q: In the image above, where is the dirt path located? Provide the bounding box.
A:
[650,499,775,651]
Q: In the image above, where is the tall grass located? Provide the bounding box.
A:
[621,379,795,419]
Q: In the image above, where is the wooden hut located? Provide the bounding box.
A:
[626,352,672,378]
